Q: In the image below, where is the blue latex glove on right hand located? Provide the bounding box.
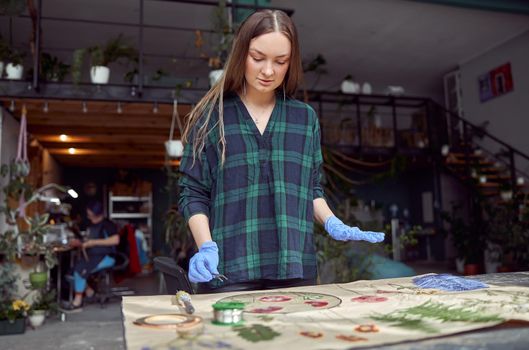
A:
[324,215,385,243]
[188,241,219,283]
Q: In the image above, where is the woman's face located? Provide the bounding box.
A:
[244,31,291,96]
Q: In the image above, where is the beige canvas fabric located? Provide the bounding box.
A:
[122,274,529,349]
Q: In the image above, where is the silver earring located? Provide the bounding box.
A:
[243,80,247,96]
[283,84,286,101]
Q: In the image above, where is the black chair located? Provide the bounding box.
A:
[92,251,134,307]
[153,256,194,294]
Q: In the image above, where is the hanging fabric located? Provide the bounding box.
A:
[15,105,30,218]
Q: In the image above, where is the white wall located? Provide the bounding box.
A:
[459,30,529,172]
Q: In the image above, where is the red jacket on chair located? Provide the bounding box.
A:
[115,224,142,282]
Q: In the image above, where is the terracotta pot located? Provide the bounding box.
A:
[464,264,480,276]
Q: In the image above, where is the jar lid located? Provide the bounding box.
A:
[212,302,245,310]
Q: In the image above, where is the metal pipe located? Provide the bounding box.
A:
[138,0,144,97]
[13,14,214,33]
[147,0,295,15]
[33,0,43,92]
[391,96,398,150]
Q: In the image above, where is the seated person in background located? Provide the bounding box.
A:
[67,201,119,310]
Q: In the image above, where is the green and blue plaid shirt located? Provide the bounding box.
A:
[178,93,325,284]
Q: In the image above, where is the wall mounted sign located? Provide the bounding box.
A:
[478,62,514,102]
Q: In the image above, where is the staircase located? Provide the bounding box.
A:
[444,150,526,201]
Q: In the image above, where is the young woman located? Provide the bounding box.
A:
[67,201,119,309]
[179,9,384,293]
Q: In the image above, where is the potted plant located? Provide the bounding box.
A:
[5,47,25,80]
[28,290,56,328]
[0,263,29,335]
[195,0,233,86]
[0,35,10,78]
[441,203,484,275]
[72,34,138,84]
[340,74,360,94]
[40,52,70,82]
[499,181,513,201]
[302,53,327,90]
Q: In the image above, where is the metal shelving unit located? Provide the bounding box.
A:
[108,191,153,255]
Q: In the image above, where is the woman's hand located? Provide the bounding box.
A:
[324,216,385,243]
[188,241,219,283]
[82,240,94,249]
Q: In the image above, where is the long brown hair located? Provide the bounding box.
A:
[182,9,303,165]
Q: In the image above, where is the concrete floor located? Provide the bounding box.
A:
[2,272,160,350]
[2,261,455,350]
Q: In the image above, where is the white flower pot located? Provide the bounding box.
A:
[361,82,372,94]
[90,65,110,84]
[340,79,360,94]
[6,63,24,80]
[165,140,184,158]
[0,61,4,78]
[500,191,512,201]
[209,69,224,87]
[29,310,46,328]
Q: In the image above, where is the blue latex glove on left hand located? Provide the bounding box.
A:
[188,241,220,283]
[324,216,385,243]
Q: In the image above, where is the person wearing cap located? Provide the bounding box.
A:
[67,201,119,310]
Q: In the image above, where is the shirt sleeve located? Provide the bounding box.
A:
[101,220,117,238]
[178,127,213,223]
[310,106,326,199]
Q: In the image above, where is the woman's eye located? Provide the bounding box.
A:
[252,57,263,62]
[276,61,287,65]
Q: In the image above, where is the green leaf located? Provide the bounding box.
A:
[232,324,281,343]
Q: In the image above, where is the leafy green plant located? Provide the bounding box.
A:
[6,47,24,65]
[71,34,138,84]
[441,201,486,264]
[0,161,57,269]
[0,35,10,61]
[372,300,503,334]
[484,200,529,269]
[163,166,193,261]
[0,0,26,16]
[40,52,70,82]
[232,324,281,343]
[195,0,233,69]
[29,289,57,314]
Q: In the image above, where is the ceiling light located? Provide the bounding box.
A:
[68,148,76,154]
[67,189,79,198]
[43,101,49,113]
[441,144,449,156]
[59,134,68,142]
[517,177,525,186]
[479,175,487,184]
[9,100,15,112]
[82,101,88,113]
[152,101,159,114]
[50,197,61,205]
[117,102,123,114]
